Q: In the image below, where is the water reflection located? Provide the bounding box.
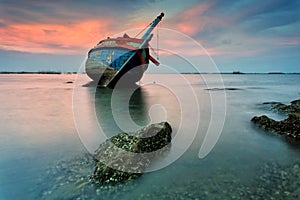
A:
[94,83,181,138]
[94,87,149,137]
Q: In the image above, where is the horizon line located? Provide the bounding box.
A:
[1,71,300,75]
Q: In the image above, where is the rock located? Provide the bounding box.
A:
[252,161,300,200]
[272,100,300,114]
[251,115,278,132]
[292,188,300,199]
[251,99,300,143]
[91,122,172,184]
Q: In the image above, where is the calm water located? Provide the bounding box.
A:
[0,74,299,200]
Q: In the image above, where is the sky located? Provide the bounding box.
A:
[0,0,299,73]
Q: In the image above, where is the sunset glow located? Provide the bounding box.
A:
[0,0,299,72]
[0,20,116,54]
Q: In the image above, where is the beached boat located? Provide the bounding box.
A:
[85,13,164,88]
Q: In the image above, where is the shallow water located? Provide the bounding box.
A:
[0,74,299,199]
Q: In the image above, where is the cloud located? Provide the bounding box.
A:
[275,38,300,46]
[43,29,57,35]
[0,0,149,25]
[0,0,299,72]
[142,0,300,61]
[179,0,300,58]
[0,0,164,55]
[165,2,217,36]
[0,19,116,54]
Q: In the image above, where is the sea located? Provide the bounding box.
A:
[0,73,299,200]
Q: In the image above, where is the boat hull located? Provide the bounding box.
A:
[85,37,149,87]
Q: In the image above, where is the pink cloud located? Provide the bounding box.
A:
[0,19,116,54]
[165,2,222,37]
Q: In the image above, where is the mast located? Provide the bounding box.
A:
[106,13,164,88]
[141,12,164,40]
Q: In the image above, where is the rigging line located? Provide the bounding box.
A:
[134,21,153,38]
[149,44,158,57]
[157,22,159,60]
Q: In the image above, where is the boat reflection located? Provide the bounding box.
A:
[94,82,181,139]
[94,86,150,138]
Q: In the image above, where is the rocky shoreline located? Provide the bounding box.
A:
[251,99,300,143]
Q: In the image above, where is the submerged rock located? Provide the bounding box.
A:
[40,153,300,200]
[251,99,300,143]
[92,122,172,184]
[253,162,300,200]
[271,99,300,114]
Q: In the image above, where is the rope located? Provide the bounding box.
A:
[134,21,153,38]
[134,17,161,60]
[157,22,159,60]
[149,44,158,57]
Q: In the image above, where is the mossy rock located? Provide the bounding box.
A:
[252,99,300,143]
[91,122,172,184]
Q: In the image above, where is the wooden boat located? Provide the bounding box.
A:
[85,13,164,88]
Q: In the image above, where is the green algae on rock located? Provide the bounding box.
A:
[92,122,172,184]
[251,99,300,143]
[271,99,300,114]
[39,154,300,200]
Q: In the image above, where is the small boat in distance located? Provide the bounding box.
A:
[85,13,164,88]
